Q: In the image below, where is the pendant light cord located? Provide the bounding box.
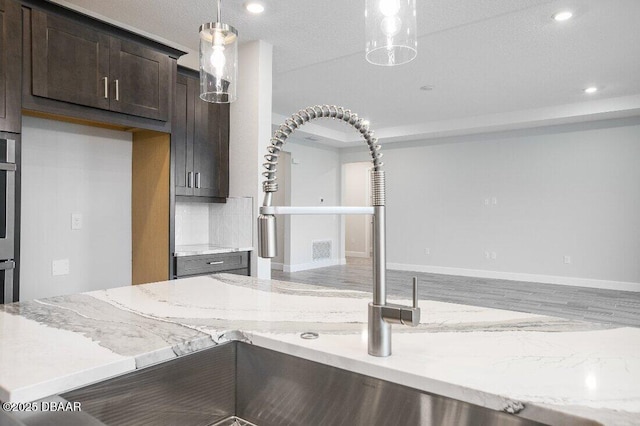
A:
[216,0,222,23]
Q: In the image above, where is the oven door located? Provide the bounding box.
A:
[0,136,16,261]
[0,260,15,304]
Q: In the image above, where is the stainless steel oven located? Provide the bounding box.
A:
[0,133,17,304]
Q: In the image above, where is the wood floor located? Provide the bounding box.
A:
[272,258,640,328]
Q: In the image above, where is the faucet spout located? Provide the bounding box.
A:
[257,213,277,258]
[258,105,420,357]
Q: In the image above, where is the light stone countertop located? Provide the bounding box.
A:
[173,244,254,256]
[0,274,638,425]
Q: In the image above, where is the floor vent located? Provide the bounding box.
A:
[312,240,332,261]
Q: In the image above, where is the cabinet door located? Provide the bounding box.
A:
[193,97,229,198]
[31,10,110,111]
[109,39,170,121]
[0,0,21,133]
[174,74,194,196]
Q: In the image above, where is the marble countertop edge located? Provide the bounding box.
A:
[173,245,254,257]
[245,332,577,425]
[5,358,136,404]
[1,274,638,426]
[4,330,630,426]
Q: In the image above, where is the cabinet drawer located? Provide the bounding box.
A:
[175,252,249,277]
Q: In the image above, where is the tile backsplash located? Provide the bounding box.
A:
[176,197,253,248]
[175,202,210,245]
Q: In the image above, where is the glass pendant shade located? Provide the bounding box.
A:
[365,0,417,66]
[199,22,238,103]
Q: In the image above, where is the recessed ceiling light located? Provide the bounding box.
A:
[553,11,573,22]
[245,2,265,14]
[584,86,598,94]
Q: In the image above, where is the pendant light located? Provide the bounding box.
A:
[365,0,417,66]
[199,0,238,103]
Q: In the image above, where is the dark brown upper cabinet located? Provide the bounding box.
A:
[0,0,22,133]
[31,10,110,111]
[108,39,169,121]
[174,69,229,201]
[31,9,170,121]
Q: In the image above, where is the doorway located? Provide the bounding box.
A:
[342,162,372,259]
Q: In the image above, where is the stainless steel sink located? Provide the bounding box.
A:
[3,342,596,426]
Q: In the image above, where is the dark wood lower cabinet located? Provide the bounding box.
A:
[175,252,250,278]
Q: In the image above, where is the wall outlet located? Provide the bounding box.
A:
[491,197,498,205]
[52,259,70,276]
[424,248,430,255]
[485,251,491,259]
[71,213,83,230]
[484,198,490,206]
[563,255,572,264]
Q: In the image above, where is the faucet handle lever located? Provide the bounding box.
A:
[377,277,421,327]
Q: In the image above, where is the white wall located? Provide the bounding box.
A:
[285,139,343,271]
[20,116,132,300]
[229,40,273,278]
[341,118,640,289]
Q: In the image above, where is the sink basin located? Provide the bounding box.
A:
[4,342,591,426]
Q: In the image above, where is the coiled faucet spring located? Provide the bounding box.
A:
[262,105,384,193]
[258,105,420,357]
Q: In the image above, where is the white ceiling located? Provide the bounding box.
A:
[52,0,640,147]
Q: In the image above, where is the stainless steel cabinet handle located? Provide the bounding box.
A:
[207,261,224,265]
[0,260,15,270]
[115,79,120,101]
[102,77,108,99]
[1,138,16,164]
[195,172,201,189]
[187,172,193,188]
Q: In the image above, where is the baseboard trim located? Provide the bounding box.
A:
[386,263,640,292]
[346,251,371,258]
[271,262,284,271]
[284,258,346,273]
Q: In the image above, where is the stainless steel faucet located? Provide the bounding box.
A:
[257,105,420,357]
